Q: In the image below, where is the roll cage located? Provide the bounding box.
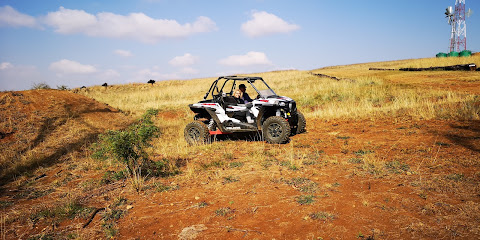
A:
[203,76,278,100]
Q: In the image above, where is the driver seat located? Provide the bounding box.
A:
[223,96,238,107]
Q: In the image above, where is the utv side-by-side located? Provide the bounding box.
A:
[184,76,306,145]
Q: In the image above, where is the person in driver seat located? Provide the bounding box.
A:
[239,84,253,103]
[233,89,245,104]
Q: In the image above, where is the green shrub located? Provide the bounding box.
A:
[92,109,160,177]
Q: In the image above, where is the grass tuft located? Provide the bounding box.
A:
[296,195,316,205]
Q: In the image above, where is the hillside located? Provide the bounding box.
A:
[1,56,480,239]
[0,90,133,182]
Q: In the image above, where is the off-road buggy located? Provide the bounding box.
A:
[184,76,306,145]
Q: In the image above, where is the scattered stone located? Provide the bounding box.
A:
[178,224,207,240]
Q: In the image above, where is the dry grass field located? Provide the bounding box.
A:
[1,56,479,239]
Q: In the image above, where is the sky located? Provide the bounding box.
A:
[0,0,479,91]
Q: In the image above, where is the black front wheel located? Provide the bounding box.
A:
[184,121,210,145]
[294,111,306,134]
[262,116,291,144]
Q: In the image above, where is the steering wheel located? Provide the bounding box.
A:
[213,91,223,103]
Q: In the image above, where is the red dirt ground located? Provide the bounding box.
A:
[1,88,479,239]
[114,118,480,240]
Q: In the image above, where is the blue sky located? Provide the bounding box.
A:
[0,0,478,91]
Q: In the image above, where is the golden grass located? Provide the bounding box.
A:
[73,57,480,183]
[77,56,479,122]
[78,78,216,116]
[313,55,480,88]
[317,55,480,72]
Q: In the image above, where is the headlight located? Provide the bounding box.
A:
[279,102,286,106]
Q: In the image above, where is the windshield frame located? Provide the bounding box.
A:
[203,76,277,100]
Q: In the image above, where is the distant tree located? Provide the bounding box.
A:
[102,83,108,87]
[57,85,69,90]
[148,79,156,85]
[31,82,51,90]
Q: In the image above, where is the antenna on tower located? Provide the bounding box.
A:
[466,9,473,18]
[445,0,472,52]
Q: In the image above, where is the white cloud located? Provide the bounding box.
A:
[0,62,13,70]
[114,49,133,57]
[43,7,217,43]
[43,7,96,34]
[218,51,272,66]
[241,11,299,38]
[0,5,37,28]
[49,59,97,75]
[169,53,198,66]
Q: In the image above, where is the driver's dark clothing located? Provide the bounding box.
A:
[234,97,245,104]
[242,92,253,103]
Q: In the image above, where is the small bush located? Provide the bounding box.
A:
[57,85,69,90]
[309,211,336,221]
[101,200,127,238]
[152,182,180,192]
[31,82,51,90]
[385,161,410,174]
[348,158,364,164]
[92,109,162,177]
[446,173,464,182]
[284,177,318,193]
[280,160,299,170]
[195,201,209,208]
[354,149,375,156]
[223,152,234,160]
[101,170,127,184]
[296,195,316,205]
[223,176,239,184]
[0,200,13,208]
[91,109,181,191]
[29,199,93,224]
[215,207,234,217]
[201,160,224,169]
[229,162,244,168]
[142,158,179,177]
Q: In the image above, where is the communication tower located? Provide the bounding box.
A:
[445,0,472,52]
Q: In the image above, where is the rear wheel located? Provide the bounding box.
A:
[184,121,210,145]
[262,116,291,144]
